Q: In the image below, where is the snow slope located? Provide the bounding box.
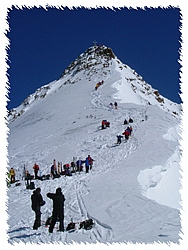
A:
[7,45,182,245]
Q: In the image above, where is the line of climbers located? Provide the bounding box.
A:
[100,116,134,143]
[117,126,133,144]
[109,102,118,109]
[120,118,134,143]
[29,118,133,232]
[8,116,134,189]
[95,80,104,90]
[124,118,133,124]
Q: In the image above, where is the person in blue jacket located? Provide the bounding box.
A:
[85,157,90,173]
[76,158,83,172]
[117,135,123,144]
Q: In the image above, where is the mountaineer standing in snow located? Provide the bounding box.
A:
[47,187,65,233]
[87,155,94,170]
[76,158,83,172]
[70,161,75,173]
[101,120,105,130]
[51,159,58,178]
[33,163,40,179]
[109,103,113,109]
[124,119,128,125]
[58,161,61,174]
[85,157,90,173]
[9,167,16,184]
[129,126,133,136]
[122,129,130,141]
[114,102,118,109]
[117,135,123,144]
[31,187,45,230]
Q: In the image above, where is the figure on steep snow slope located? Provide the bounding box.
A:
[87,155,94,170]
[109,103,113,109]
[101,120,105,129]
[95,83,100,90]
[126,126,131,135]
[85,157,90,173]
[129,126,133,135]
[25,170,33,188]
[101,120,110,129]
[124,119,128,125]
[76,158,84,172]
[71,161,76,173]
[58,162,61,174]
[31,187,45,230]
[114,102,118,109]
[47,187,65,233]
[122,129,130,141]
[95,80,104,90]
[126,126,133,136]
[51,159,59,179]
[33,163,40,179]
[117,135,123,144]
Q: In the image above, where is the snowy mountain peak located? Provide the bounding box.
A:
[7,44,181,123]
[60,45,115,78]
[7,45,181,244]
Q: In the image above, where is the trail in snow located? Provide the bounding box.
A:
[7,55,181,244]
[7,76,146,244]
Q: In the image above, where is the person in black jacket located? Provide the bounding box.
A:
[47,187,65,233]
[31,187,45,230]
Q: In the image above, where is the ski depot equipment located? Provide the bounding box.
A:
[66,219,94,232]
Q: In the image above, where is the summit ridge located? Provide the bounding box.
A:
[7,44,181,123]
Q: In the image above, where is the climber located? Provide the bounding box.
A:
[122,129,130,140]
[117,135,123,144]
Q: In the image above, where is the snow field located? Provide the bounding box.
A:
[7,55,181,244]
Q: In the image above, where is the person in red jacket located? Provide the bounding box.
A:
[87,155,94,170]
[33,163,40,179]
[102,120,105,129]
[101,120,110,129]
[122,129,130,140]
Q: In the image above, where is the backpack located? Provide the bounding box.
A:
[45,216,53,226]
[27,182,35,190]
[66,222,76,231]
[79,219,94,230]
[45,215,59,226]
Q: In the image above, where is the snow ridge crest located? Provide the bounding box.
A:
[7,44,181,123]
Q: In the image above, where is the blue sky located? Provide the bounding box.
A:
[7,6,181,110]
